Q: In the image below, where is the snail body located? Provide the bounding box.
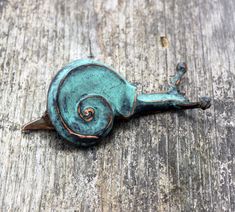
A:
[23,59,211,146]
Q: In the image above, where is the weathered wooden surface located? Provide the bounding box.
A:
[0,0,234,211]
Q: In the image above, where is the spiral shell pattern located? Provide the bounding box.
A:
[60,94,114,138]
[47,59,136,146]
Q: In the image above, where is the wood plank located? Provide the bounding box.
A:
[0,0,234,211]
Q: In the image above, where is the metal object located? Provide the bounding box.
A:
[22,59,211,146]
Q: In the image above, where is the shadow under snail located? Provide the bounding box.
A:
[22,59,211,146]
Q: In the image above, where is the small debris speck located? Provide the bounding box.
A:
[160,36,169,48]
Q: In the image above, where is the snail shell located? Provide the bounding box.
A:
[47,59,136,146]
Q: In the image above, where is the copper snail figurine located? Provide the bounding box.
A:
[22,59,211,146]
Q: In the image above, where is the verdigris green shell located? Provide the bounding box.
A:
[47,59,136,146]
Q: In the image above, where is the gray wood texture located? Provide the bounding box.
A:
[0,0,234,211]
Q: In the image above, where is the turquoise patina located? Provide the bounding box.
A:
[47,59,137,146]
[23,59,211,146]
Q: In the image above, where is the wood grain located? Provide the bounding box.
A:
[0,0,234,211]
